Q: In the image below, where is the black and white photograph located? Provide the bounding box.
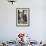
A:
[16,8,30,26]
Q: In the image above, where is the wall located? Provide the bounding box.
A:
[0,0,46,42]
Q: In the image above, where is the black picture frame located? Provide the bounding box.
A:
[16,8,30,27]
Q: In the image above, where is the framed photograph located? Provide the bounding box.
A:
[16,8,30,27]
